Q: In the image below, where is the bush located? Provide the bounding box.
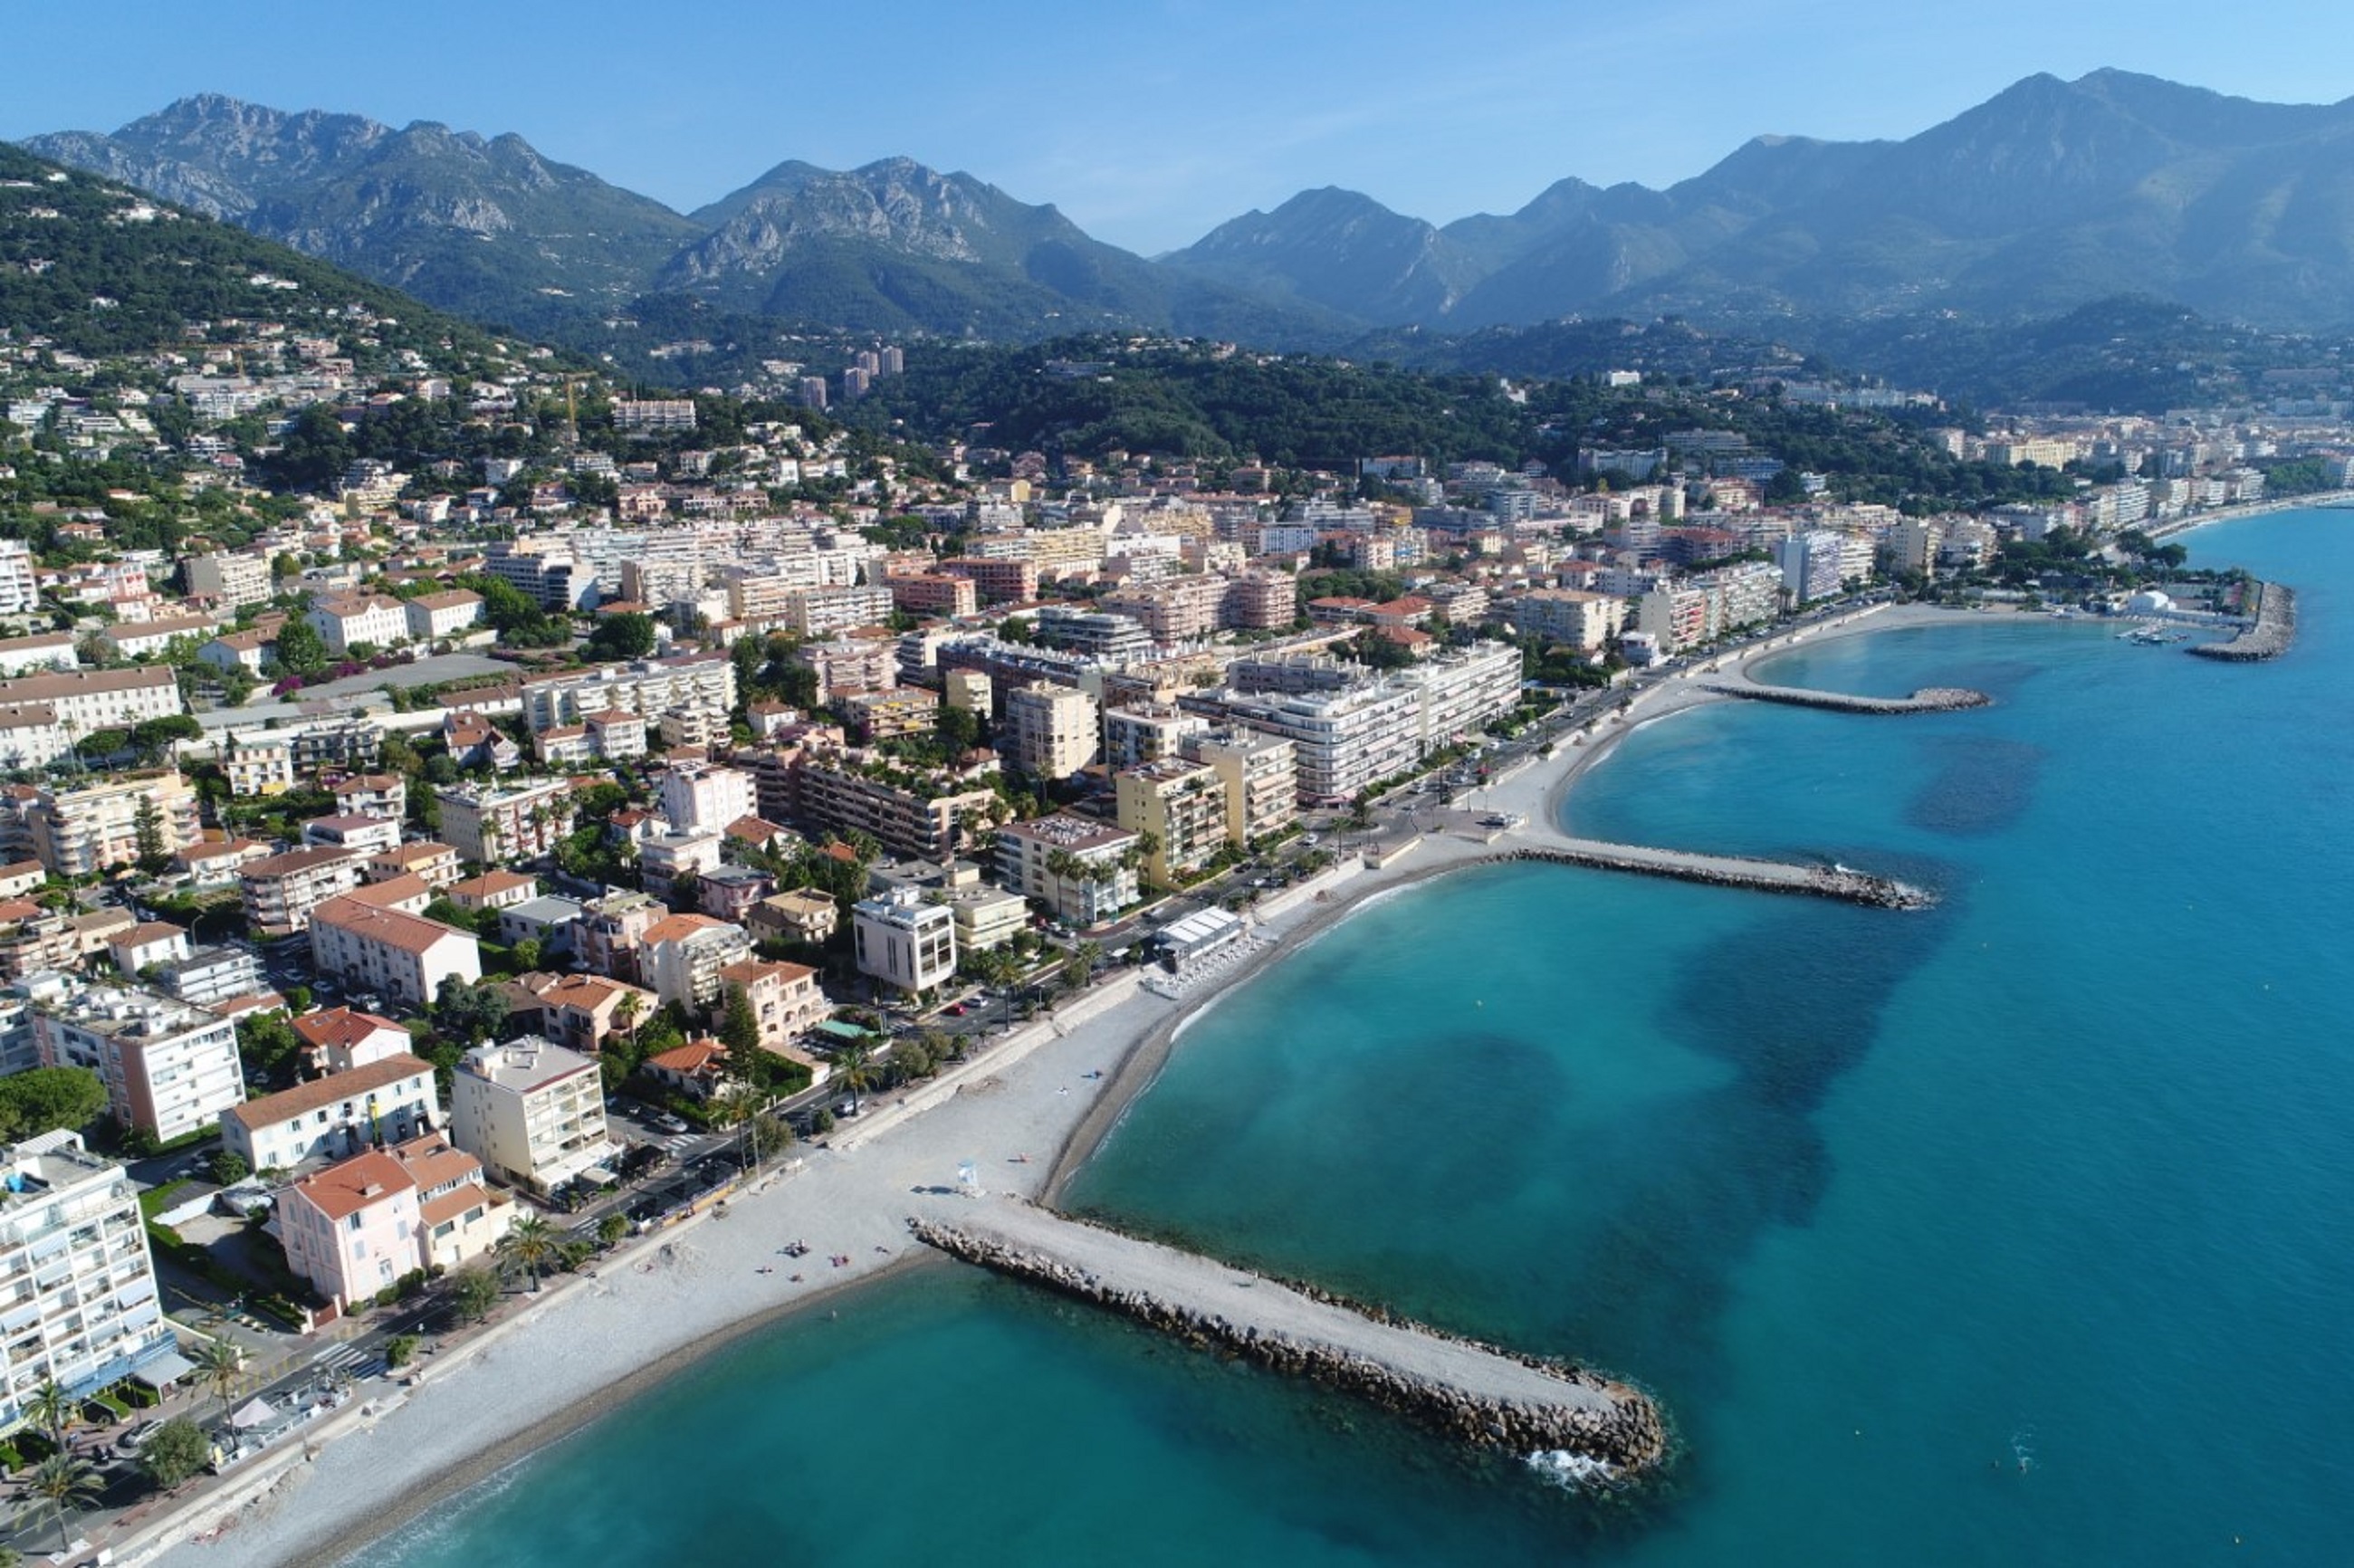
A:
[383,1334,420,1369]
[141,1417,209,1491]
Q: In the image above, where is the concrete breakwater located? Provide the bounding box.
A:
[1498,841,1934,910]
[2191,581,2296,662]
[1707,680,1993,714]
[911,1204,1670,1475]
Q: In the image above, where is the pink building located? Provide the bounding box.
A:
[280,1150,422,1311]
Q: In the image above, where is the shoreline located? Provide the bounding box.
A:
[141,597,2016,1568]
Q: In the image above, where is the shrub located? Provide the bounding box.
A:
[383,1334,420,1369]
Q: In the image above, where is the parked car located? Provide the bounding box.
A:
[647,1110,689,1135]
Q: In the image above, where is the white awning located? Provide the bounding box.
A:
[131,1350,196,1389]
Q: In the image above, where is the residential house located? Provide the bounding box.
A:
[219,1054,438,1173]
[291,1006,414,1075]
[308,897,482,1011]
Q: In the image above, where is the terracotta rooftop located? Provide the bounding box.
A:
[227,1054,433,1133]
[311,896,474,955]
[291,1006,408,1051]
[290,1149,415,1222]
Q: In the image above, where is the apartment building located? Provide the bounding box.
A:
[886,572,978,619]
[1221,570,1297,631]
[241,845,365,937]
[220,730,296,797]
[1115,759,1230,884]
[519,653,737,734]
[33,983,245,1143]
[1498,588,1627,650]
[449,1037,614,1192]
[1401,644,1523,751]
[785,584,895,639]
[403,589,483,641]
[1003,682,1101,780]
[995,815,1140,927]
[1102,703,1209,770]
[0,1133,173,1420]
[219,1054,439,1173]
[851,888,957,995]
[278,1149,422,1311]
[660,760,757,835]
[306,594,411,655]
[0,666,182,733]
[308,897,482,1011]
[1182,728,1298,847]
[27,771,201,877]
[1205,681,1423,806]
[518,972,658,1056]
[640,913,755,1011]
[435,779,576,864]
[791,752,996,864]
[716,958,828,1051]
[0,632,79,678]
[1103,575,1223,645]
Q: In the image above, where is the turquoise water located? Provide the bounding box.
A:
[355,509,2354,1565]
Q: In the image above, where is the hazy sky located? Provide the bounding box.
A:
[10,1,2349,253]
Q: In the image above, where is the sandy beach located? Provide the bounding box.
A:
[133,597,1973,1568]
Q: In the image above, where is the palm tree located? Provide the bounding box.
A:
[16,1452,102,1554]
[832,1041,878,1115]
[23,1379,77,1448]
[503,1212,560,1294]
[194,1335,245,1416]
[611,990,643,1056]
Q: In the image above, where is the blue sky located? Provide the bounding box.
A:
[10,0,2349,253]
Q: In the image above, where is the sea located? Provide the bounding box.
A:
[350,507,2354,1566]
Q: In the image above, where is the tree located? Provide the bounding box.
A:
[583,611,656,662]
[207,1149,250,1186]
[234,1013,304,1087]
[503,1213,560,1293]
[832,1041,878,1115]
[132,793,167,872]
[194,1335,244,1415]
[718,983,761,1056]
[433,976,510,1048]
[139,1417,210,1491]
[129,714,203,765]
[273,617,327,675]
[16,1453,102,1554]
[452,1266,502,1322]
[597,1212,628,1249]
[23,1380,77,1447]
[0,1067,108,1142]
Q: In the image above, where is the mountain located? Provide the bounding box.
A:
[0,140,512,361]
[1173,71,2354,334]
[24,94,703,330]
[654,156,1347,341]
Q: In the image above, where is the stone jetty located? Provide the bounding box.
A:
[1706,680,1992,714]
[1498,841,1934,909]
[911,1202,1670,1475]
[2190,581,2296,662]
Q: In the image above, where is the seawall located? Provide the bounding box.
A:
[2190,581,2296,662]
[1497,842,1933,910]
[912,1204,1669,1475]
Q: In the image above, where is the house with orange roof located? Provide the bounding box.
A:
[717,957,829,1052]
[640,913,754,1010]
[220,1054,437,1172]
[292,1006,413,1075]
[309,896,481,1011]
[280,1149,421,1311]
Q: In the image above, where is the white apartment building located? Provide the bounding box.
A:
[1499,588,1627,651]
[659,760,757,835]
[435,779,577,864]
[0,633,79,678]
[219,1054,439,1173]
[449,1037,614,1192]
[519,654,737,733]
[404,589,484,640]
[1004,682,1101,780]
[0,540,39,617]
[309,897,483,1011]
[0,1132,173,1418]
[306,594,412,655]
[1774,531,1849,606]
[220,730,297,797]
[26,771,201,877]
[784,584,895,639]
[1115,760,1229,884]
[1211,681,1422,805]
[1401,643,1523,751]
[0,666,181,735]
[33,983,245,1143]
[241,845,365,937]
[851,888,958,995]
[995,815,1139,927]
[640,913,756,1011]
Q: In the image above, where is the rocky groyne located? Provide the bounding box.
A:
[1498,842,1933,910]
[1708,681,1993,714]
[2190,581,2296,662]
[911,1205,1670,1476]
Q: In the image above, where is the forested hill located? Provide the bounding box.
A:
[845,337,2121,514]
[0,143,516,365]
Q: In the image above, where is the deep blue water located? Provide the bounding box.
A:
[355,509,2354,1565]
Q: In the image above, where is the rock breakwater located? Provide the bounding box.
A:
[911,1205,1670,1475]
[1498,842,1933,910]
[1708,681,1993,714]
[2190,582,2296,662]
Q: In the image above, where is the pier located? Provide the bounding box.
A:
[911,1202,1670,1474]
[2190,581,2296,662]
[1704,680,1992,714]
[1497,841,1933,909]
